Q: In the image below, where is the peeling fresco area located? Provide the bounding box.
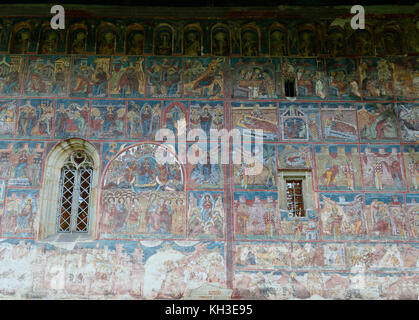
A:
[0,7,417,300]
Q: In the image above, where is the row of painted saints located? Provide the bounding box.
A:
[4,20,418,56]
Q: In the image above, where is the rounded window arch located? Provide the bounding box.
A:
[35,138,100,240]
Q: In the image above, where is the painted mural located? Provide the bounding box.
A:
[100,143,185,239]
[231,102,278,141]
[320,193,367,240]
[357,103,398,142]
[231,58,280,99]
[184,58,225,99]
[279,103,321,142]
[188,191,224,239]
[0,56,25,96]
[361,145,405,191]
[0,5,416,300]
[146,57,182,98]
[232,144,276,190]
[321,103,358,142]
[70,56,110,98]
[24,56,70,97]
[110,56,145,98]
[0,99,17,138]
[398,103,418,142]
[90,99,126,140]
[316,145,362,191]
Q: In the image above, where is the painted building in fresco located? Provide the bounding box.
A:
[0,3,417,299]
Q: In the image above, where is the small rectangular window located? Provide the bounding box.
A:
[285,78,296,97]
[286,179,305,217]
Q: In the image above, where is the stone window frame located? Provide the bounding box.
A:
[277,169,315,217]
[35,138,100,241]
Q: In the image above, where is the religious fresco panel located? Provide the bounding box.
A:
[231,58,281,100]
[279,209,320,241]
[233,191,279,240]
[186,142,224,190]
[397,103,418,143]
[161,101,188,139]
[0,99,17,138]
[364,193,409,241]
[405,194,418,240]
[279,103,321,142]
[126,100,161,140]
[187,191,224,240]
[391,56,418,101]
[315,145,362,191]
[54,99,89,140]
[232,143,276,190]
[326,58,361,100]
[89,99,126,140]
[321,103,358,142]
[361,145,405,191]
[234,241,291,270]
[23,56,70,97]
[281,58,326,100]
[146,57,182,98]
[291,242,346,270]
[1,188,39,238]
[16,98,54,139]
[359,58,393,101]
[110,56,145,98]
[189,101,224,138]
[346,243,418,272]
[70,56,110,98]
[101,142,133,169]
[183,57,225,99]
[319,193,367,240]
[99,143,185,240]
[231,102,278,142]
[403,145,419,192]
[357,103,399,142]
[0,55,25,97]
[0,141,44,188]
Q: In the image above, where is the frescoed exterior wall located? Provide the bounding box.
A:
[0,4,417,300]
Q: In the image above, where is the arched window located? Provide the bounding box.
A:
[36,138,99,241]
[57,151,93,233]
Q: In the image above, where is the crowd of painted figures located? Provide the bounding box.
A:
[0,11,416,300]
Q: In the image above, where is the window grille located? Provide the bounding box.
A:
[286,179,305,217]
[57,151,93,233]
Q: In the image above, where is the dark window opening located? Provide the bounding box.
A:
[286,179,305,217]
[285,78,296,97]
